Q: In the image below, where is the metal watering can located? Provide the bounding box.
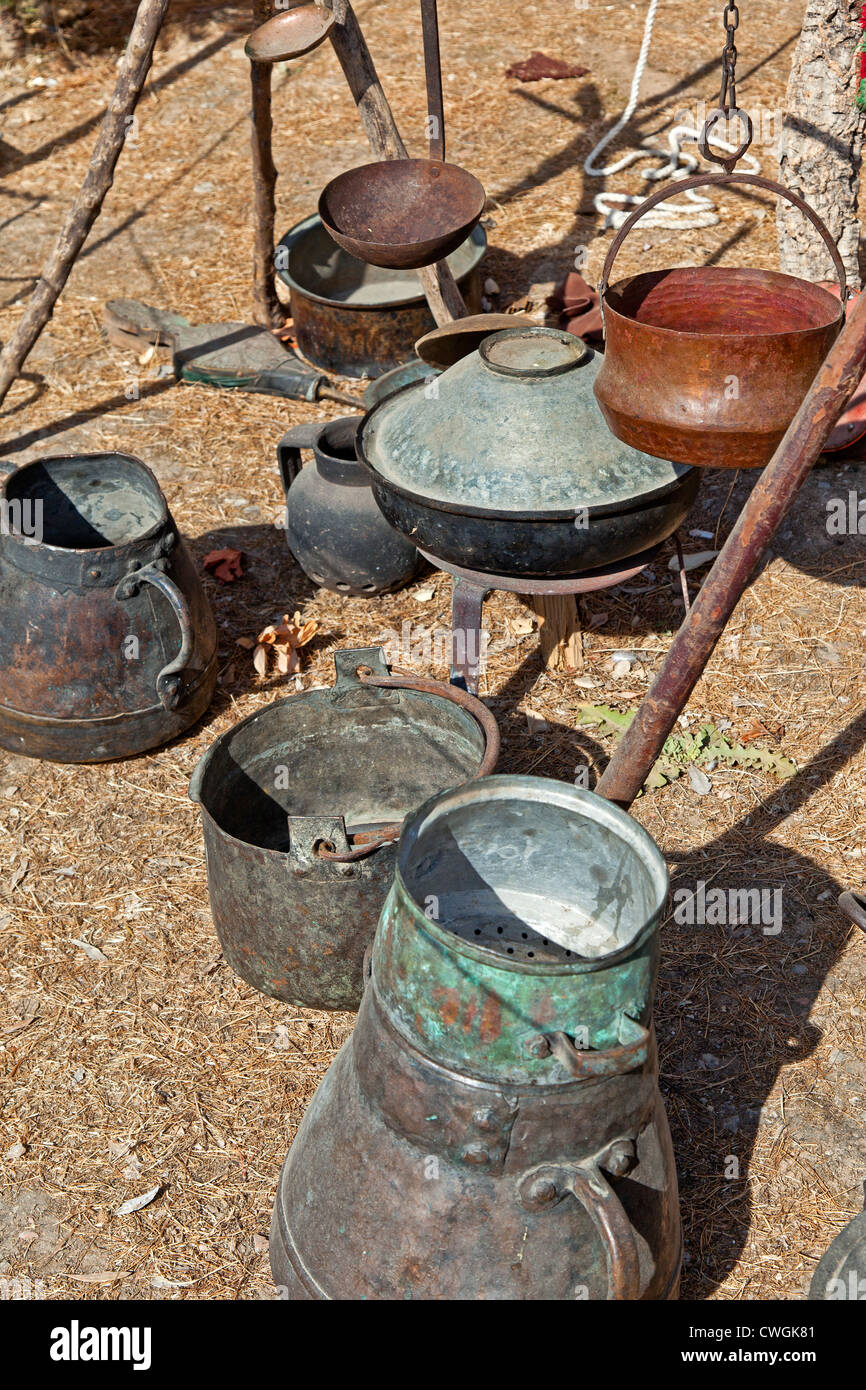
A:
[270,775,681,1299]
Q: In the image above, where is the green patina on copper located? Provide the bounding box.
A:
[371,776,668,1085]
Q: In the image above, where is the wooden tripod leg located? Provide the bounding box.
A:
[250,0,284,328]
[530,595,585,674]
[328,0,467,324]
[0,0,171,410]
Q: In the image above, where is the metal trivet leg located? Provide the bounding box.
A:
[450,576,491,694]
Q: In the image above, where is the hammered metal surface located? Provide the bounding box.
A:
[361,329,691,511]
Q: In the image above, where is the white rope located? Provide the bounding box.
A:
[583,0,761,231]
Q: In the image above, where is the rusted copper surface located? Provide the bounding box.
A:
[318,157,486,272]
[277,216,485,378]
[0,453,216,763]
[245,4,334,63]
[318,0,485,270]
[594,173,846,470]
[189,649,499,1011]
[597,286,866,809]
[270,777,681,1299]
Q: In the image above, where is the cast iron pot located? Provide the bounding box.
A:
[275,214,485,378]
[357,328,700,578]
[189,647,499,1012]
[0,453,217,762]
[276,416,420,595]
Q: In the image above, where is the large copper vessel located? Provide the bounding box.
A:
[270,776,681,1299]
[594,173,846,470]
[0,453,216,762]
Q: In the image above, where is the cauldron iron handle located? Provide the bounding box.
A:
[599,172,848,306]
[276,421,326,492]
[528,1013,650,1080]
[115,564,194,711]
[518,1151,642,1300]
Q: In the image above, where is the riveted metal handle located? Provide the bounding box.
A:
[839,891,866,934]
[276,421,327,493]
[529,1013,650,1080]
[317,665,501,862]
[600,172,848,305]
[115,563,194,711]
[519,1158,642,1300]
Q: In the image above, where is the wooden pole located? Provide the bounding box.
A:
[328,0,467,324]
[530,595,584,674]
[596,287,866,810]
[250,0,284,328]
[0,0,171,411]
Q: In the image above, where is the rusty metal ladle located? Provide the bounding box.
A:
[318,0,486,270]
[245,1,335,63]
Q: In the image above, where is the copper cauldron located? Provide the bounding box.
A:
[0,453,216,762]
[594,173,847,470]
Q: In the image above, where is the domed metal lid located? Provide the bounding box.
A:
[359,326,691,515]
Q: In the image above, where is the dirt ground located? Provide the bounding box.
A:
[1,0,866,1302]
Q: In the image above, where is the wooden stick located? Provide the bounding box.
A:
[250,0,284,328]
[530,595,584,674]
[0,0,171,410]
[328,0,467,324]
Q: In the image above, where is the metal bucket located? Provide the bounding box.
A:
[594,173,846,470]
[0,453,217,762]
[189,648,498,1012]
[271,775,681,1298]
[275,215,485,378]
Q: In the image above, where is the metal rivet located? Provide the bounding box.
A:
[89,568,101,580]
[524,1035,551,1059]
[528,1178,557,1205]
[473,1108,498,1133]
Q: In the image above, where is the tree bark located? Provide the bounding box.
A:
[250,0,284,328]
[0,0,171,410]
[778,0,865,290]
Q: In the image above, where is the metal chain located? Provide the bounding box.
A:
[719,2,739,113]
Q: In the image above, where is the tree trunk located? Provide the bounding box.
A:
[778,0,865,290]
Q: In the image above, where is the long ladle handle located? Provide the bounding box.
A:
[420,0,445,162]
[600,172,848,303]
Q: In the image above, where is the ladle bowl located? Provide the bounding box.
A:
[245,4,334,64]
[318,0,485,271]
[318,158,486,271]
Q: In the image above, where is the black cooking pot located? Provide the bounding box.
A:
[356,328,700,578]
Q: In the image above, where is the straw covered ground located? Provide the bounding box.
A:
[1,0,866,1300]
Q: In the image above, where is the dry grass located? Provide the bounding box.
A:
[2,0,866,1300]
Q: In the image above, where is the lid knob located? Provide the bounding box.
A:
[479,326,591,379]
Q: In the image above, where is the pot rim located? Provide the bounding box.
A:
[276,213,487,311]
[0,451,169,559]
[188,658,497,855]
[603,265,844,343]
[393,774,669,975]
[357,381,696,522]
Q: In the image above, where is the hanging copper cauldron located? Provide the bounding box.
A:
[594,177,847,471]
[0,453,217,762]
[270,776,681,1299]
